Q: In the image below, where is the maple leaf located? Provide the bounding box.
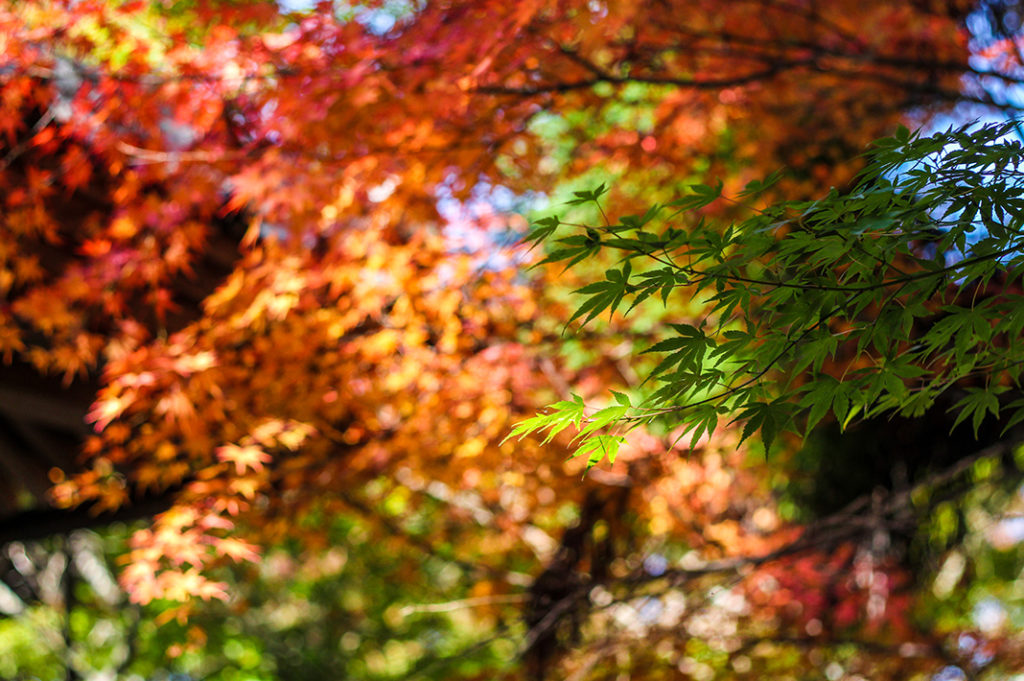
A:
[228,477,262,500]
[86,395,130,432]
[171,351,218,375]
[217,444,272,475]
[120,561,160,605]
[215,537,261,563]
[160,569,227,602]
[197,512,235,531]
[154,388,195,423]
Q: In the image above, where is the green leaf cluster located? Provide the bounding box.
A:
[513,121,1024,464]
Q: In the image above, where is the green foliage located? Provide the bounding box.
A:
[0,500,515,681]
[0,609,66,679]
[513,121,1024,465]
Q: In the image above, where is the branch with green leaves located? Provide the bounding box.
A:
[509,121,1024,466]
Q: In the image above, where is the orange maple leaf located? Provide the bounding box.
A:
[217,444,272,474]
[216,537,261,563]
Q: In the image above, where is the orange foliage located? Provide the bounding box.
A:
[0,0,1003,674]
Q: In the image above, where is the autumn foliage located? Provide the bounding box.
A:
[1,0,1022,679]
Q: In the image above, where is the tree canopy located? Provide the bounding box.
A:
[1,1,1023,680]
